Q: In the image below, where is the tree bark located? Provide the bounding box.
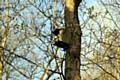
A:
[64,0,82,80]
[0,28,9,80]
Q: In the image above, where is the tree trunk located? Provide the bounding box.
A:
[0,0,9,79]
[0,48,3,80]
[0,28,9,80]
[64,0,82,80]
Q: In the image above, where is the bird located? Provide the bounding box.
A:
[52,28,64,36]
[54,41,69,50]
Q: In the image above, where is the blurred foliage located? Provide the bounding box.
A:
[0,0,120,80]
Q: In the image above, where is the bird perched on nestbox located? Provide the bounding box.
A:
[52,28,70,50]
